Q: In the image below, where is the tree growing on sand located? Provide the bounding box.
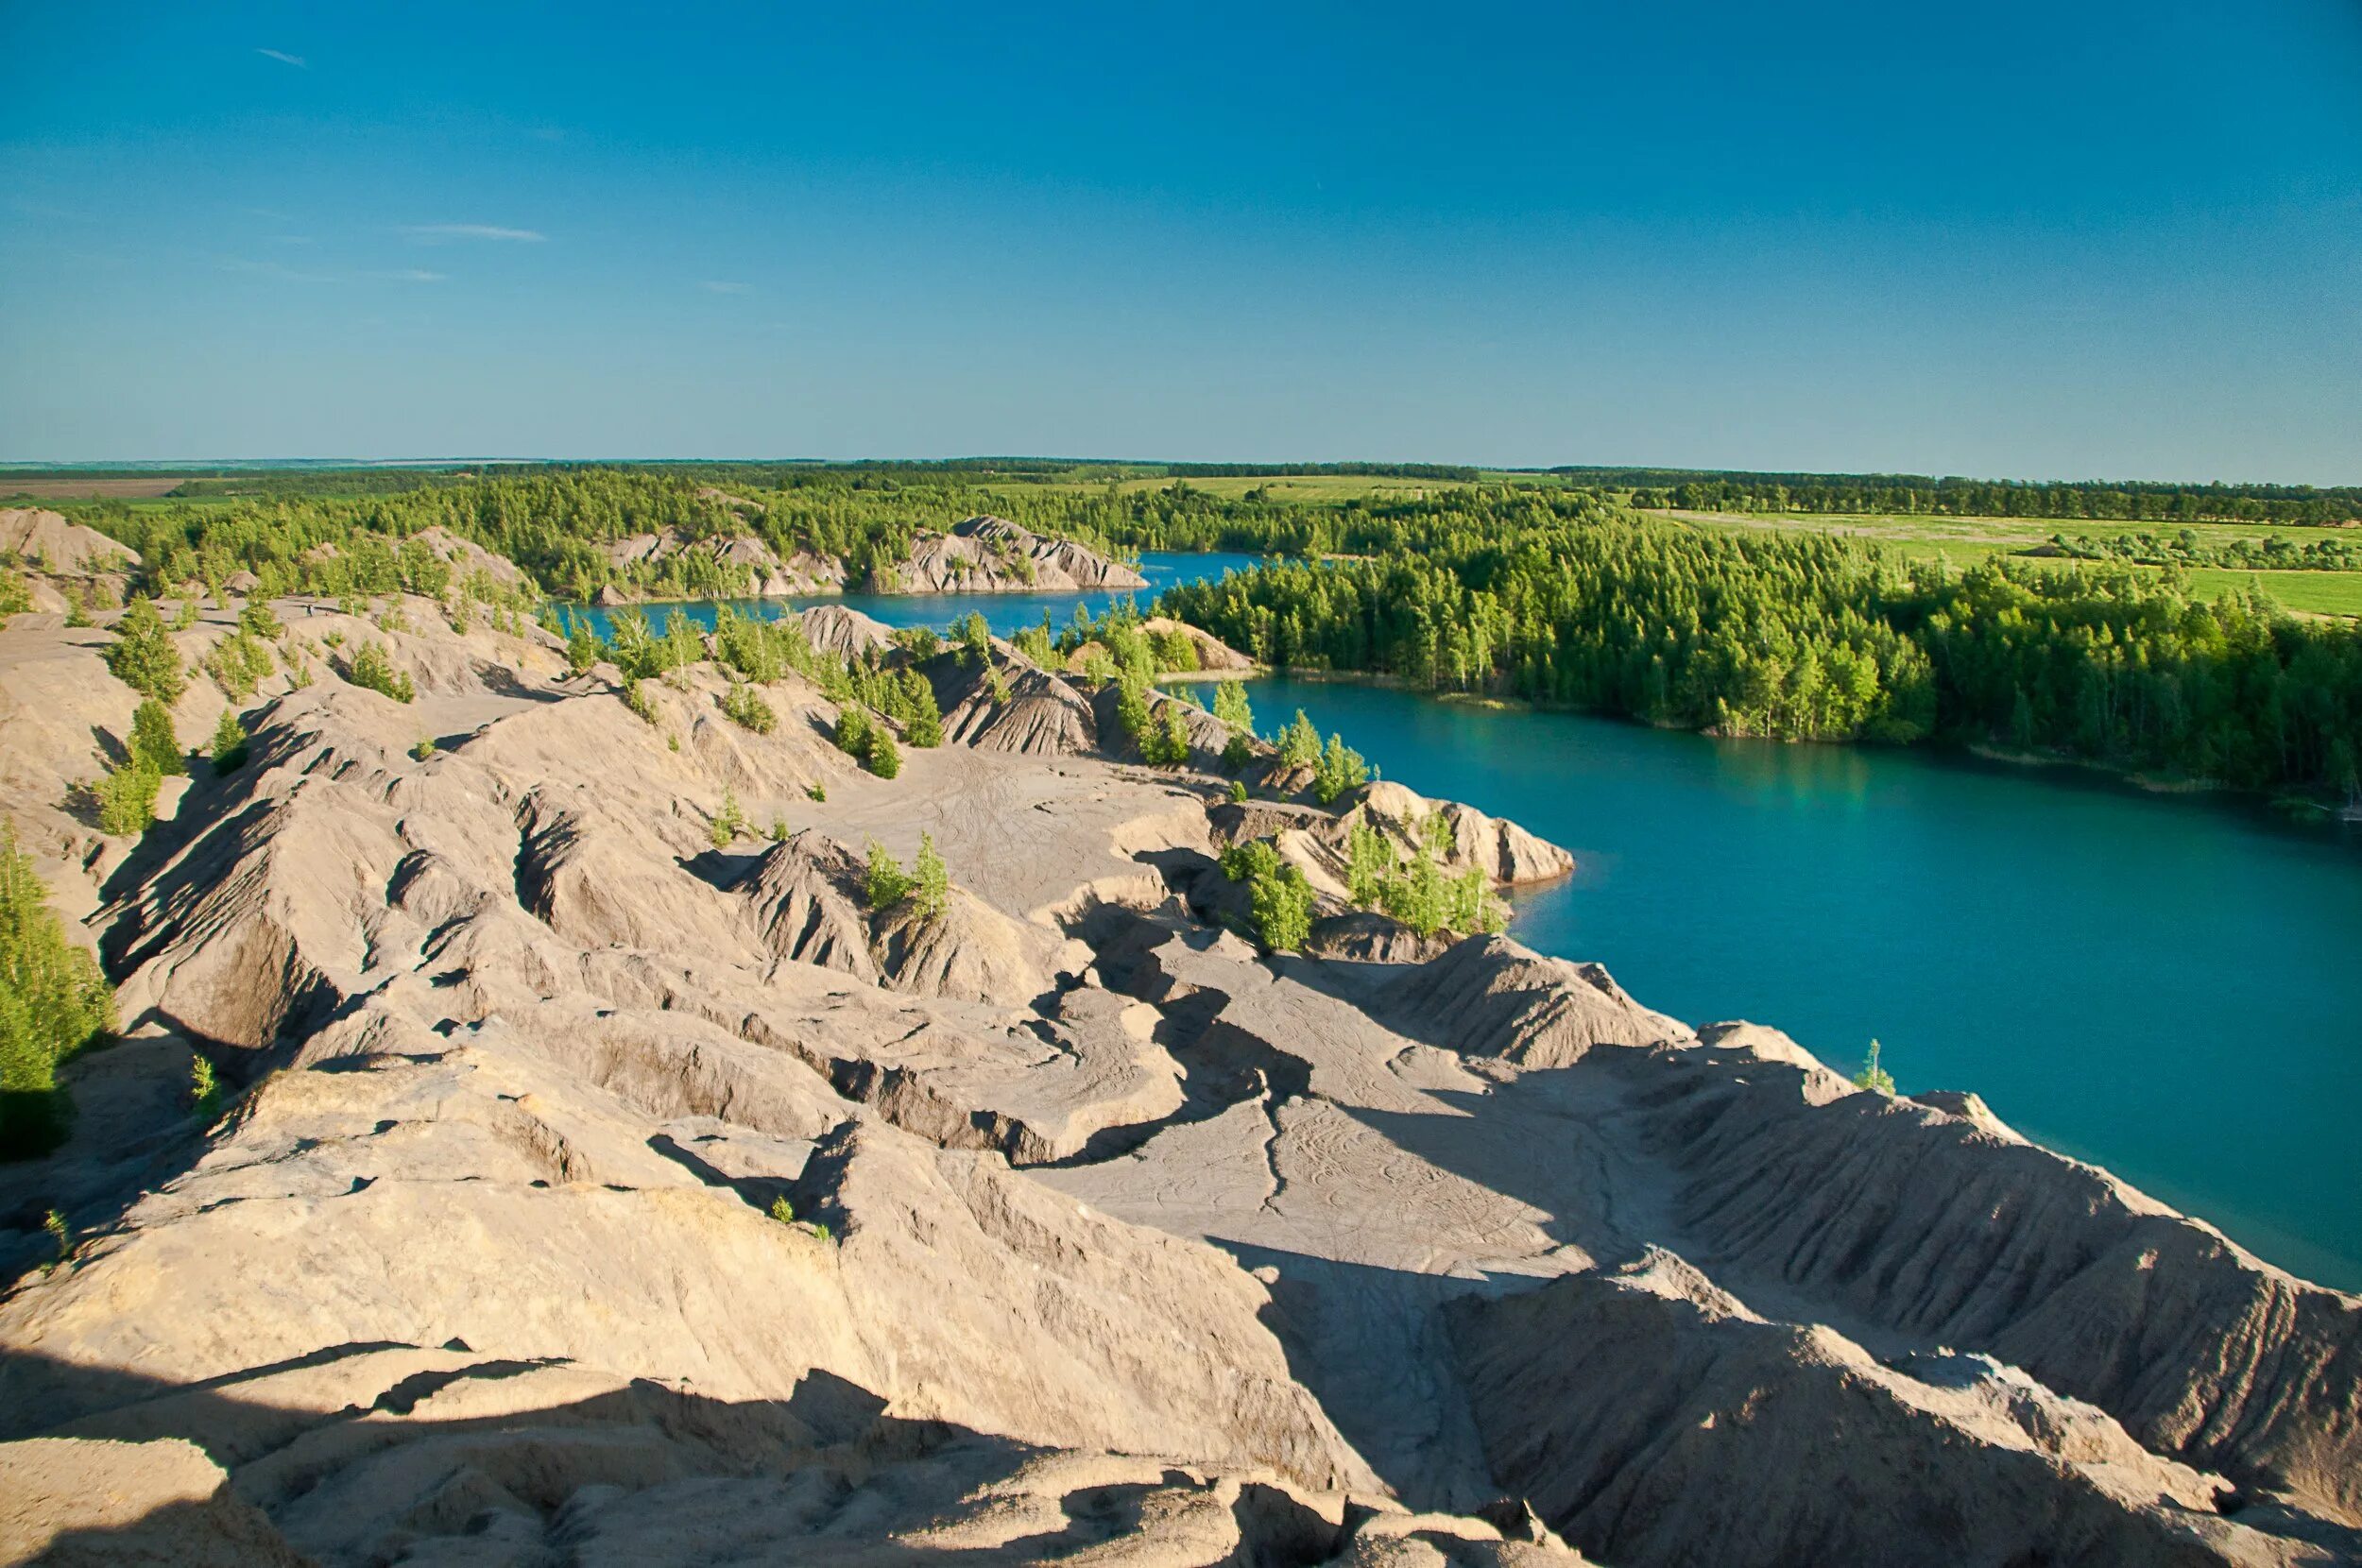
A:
[914,831,949,921]
[129,700,185,776]
[1853,1038,1896,1096]
[1275,710,1320,770]
[105,596,186,704]
[0,823,116,1156]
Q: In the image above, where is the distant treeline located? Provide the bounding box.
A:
[1157,494,2362,797]
[1549,468,2362,526]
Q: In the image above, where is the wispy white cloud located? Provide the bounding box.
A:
[700,280,752,295]
[257,48,307,68]
[219,257,444,284]
[399,223,546,244]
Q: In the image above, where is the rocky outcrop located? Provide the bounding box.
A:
[796,602,896,660]
[1141,615,1256,671]
[1338,780,1575,885]
[407,524,530,590]
[603,528,847,597]
[896,515,1146,594]
[1449,1253,2285,1568]
[0,508,138,580]
[944,663,1101,755]
[1378,934,1685,1065]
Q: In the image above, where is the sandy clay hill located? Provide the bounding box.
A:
[0,567,2357,1567]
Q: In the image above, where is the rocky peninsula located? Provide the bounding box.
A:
[0,551,2356,1567]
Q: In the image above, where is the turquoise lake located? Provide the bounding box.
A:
[1241,674,2362,1292]
[572,558,2362,1290]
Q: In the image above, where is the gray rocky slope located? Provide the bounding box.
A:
[0,582,2354,1567]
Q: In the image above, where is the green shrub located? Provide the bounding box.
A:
[0,823,115,1157]
[956,612,990,666]
[210,709,249,772]
[129,700,185,776]
[203,629,276,700]
[1222,731,1256,772]
[833,704,874,759]
[864,840,913,910]
[237,599,281,639]
[1248,863,1314,952]
[94,760,162,837]
[1227,779,1247,804]
[1212,680,1254,733]
[345,641,414,703]
[622,679,659,725]
[914,832,949,921]
[892,626,941,660]
[865,728,902,778]
[805,781,827,803]
[1219,838,1283,884]
[721,683,777,734]
[190,1054,223,1121]
[104,597,186,703]
[410,737,437,761]
[563,613,607,676]
[169,597,199,631]
[901,673,942,747]
[767,816,790,843]
[1311,734,1369,806]
[1275,710,1320,769]
[710,786,747,848]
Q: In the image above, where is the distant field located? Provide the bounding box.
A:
[1660,508,2362,619]
[0,476,186,500]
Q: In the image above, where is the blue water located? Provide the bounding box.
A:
[565,551,1263,642]
[1241,675,2362,1291]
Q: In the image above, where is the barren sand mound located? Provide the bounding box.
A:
[0,594,2353,1566]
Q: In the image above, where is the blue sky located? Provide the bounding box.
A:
[2,1,2357,480]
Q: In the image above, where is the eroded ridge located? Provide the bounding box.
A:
[0,578,2353,1567]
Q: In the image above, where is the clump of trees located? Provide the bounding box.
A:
[1160,503,2362,796]
[0,824,116,1156]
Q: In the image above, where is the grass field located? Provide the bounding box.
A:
[1661,508,2362,620]
[0,476,187,500]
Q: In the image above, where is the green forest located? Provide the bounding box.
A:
[1157,497,2362,798]
[37,464,2362,798]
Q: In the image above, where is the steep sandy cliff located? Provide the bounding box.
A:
[0,576,2353,1567]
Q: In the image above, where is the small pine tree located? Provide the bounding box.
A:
[94,759,162,837]
[865,728,902,779]
[710,786,747,848]
[1227,778,1248,804]
[1853,1038,1897,1096]
[104,597,186,703]
[902,673,943,747]
[1212,680,1254,735]
[1312,734,1370,806]
[834,704,874,759]
[914,831,949,921]
[564,613,607,677]
[128,700,185,776]
[864,840,913,910]
[209,708,249,772]
[1275,710,1320,769]
[1249,863,1314,952]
